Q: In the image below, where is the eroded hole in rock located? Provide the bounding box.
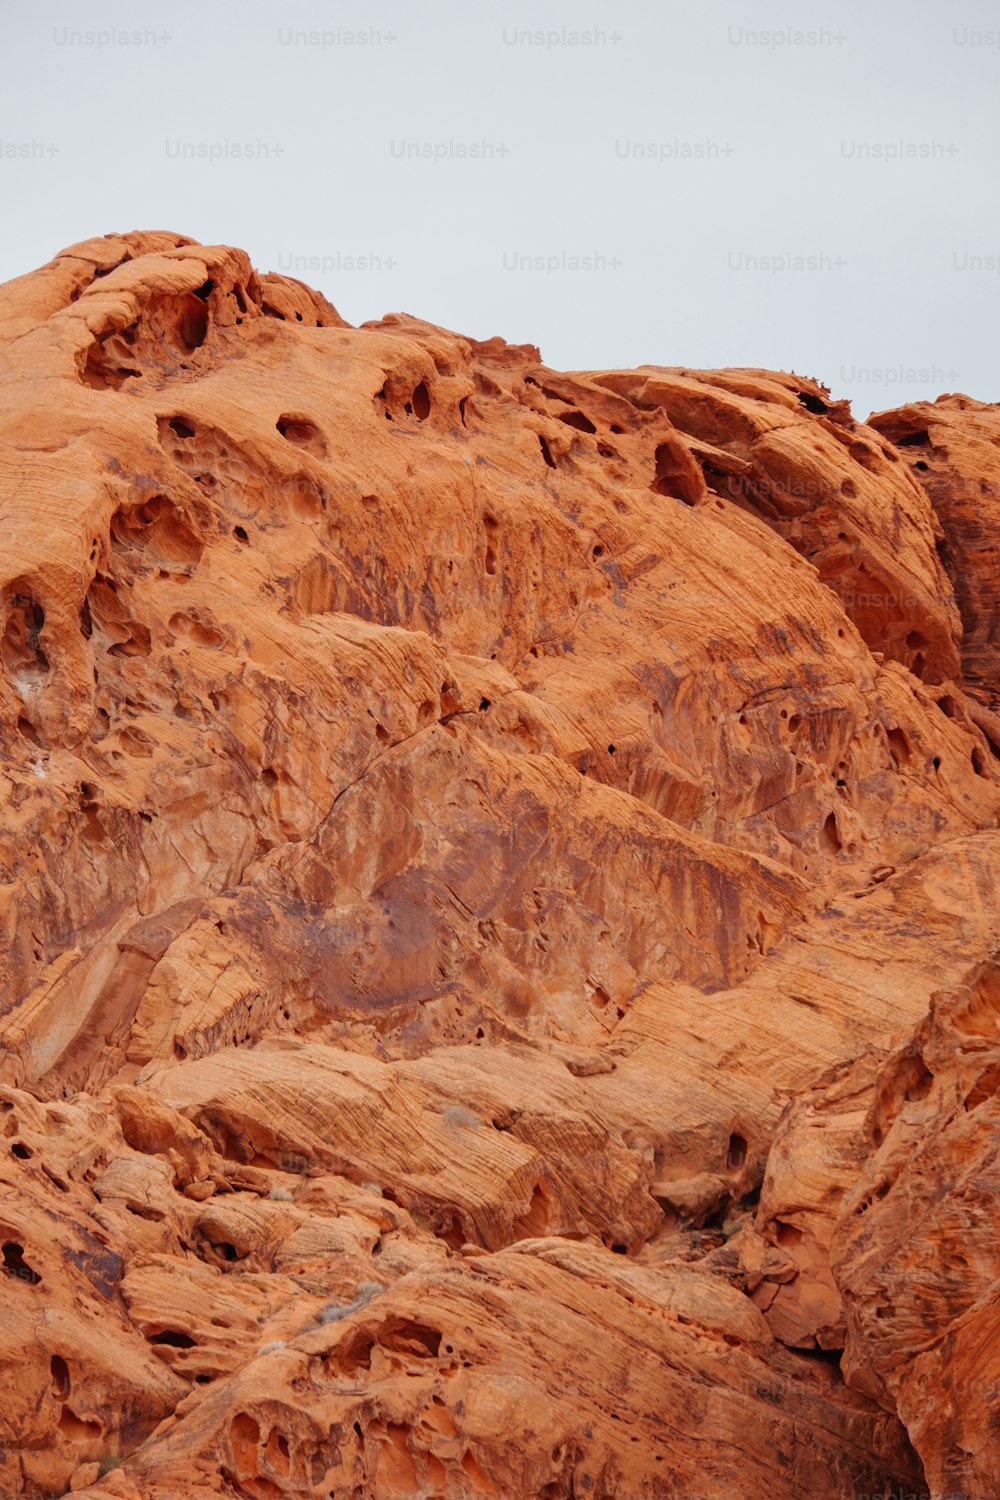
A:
[2,1241,41,1283]
[2,593,50,690]
[148,1328,196,1348]
[483,513,498,576]
[50,1354,70,1397]
[964,1061,1000,1111]
[82,330,143,390]
[904,1060,933,1103]
[378,1318,443,1359]
[78,593,94,639]
[411,381,431,420]
[110,495,203,570]
[277,414,328,457]
[10,1141,32,1159]
[58,1407,102,1441]
[848,442,881,472]
[652,439,700,504]
[557,410,597,434]
[178,298,209,351]
[797,391,830,416]
[726,1133,747,1170]
[538,435,556,469]
[821,811,843,854]
[230,1411,260,1469]
[513,1184,551,1239]
[266,1428,291,1475]
[108,621,152,659]
[887,727,911,768]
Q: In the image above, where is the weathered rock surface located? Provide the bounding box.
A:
[0,231,999,1497]
[871,396,1000,715]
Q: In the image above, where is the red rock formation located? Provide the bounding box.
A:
[0,231,998,1497]
[871,396,1000,715]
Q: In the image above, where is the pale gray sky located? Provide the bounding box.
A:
[4,0,998,417]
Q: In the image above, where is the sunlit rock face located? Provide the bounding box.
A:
[0,231,998,1499]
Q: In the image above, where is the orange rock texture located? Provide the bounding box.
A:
[0,231,998,1499]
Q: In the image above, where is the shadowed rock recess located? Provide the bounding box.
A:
[1,231,999,1500]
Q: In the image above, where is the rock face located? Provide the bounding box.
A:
[0,232,998,1498]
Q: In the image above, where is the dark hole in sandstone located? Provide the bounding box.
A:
[797,391,829,415]
[557,410,597,434]
[149,1329,196,1348]
[168,417,195,439]
[193,280,214,301]
[903,1058,933,1103]
[607,744,616,755]
[887,727,910,767]
[652,441,698,504]
[50,1355,70,1397]
[2,1242,41,1283]
[10,1142,31,1160]
[479,697,491,711]
[378,1318,442,1359]
[727,1132,747,1170]
[538,435,556,469]
[58,1407,101,1440]
[896,429,931,447]
[412,381,431,420]
[915,460,929,471]
[276,415,328,456]
[233,526,248,543]
[179,298,209,351]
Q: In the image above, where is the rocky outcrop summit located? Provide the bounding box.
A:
[1,231,999,1499]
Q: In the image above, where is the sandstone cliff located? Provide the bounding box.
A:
[0,231,998,1499]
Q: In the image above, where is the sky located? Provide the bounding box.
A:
[4,0,999,419]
